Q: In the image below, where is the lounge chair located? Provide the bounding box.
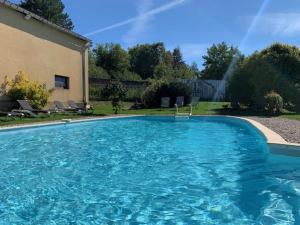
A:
[68,100,86,111]
[161,97,170,108]
[54,101,79,113]
[0,111,25,117]
[68,100,94,113]
[12,100,50,117]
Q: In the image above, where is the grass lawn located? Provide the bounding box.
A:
[0,101,299,127]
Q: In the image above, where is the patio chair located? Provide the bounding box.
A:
[12,100,50,117]
[161,97,170,108]
[191,97,200,108]
[175,96,184,108]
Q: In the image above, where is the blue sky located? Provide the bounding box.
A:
[11,0,300,67]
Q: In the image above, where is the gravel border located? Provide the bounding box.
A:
[245,117,300,144]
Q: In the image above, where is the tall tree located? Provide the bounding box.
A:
[190,62,201,78]
[172,47,185,69]
[201,42,243,80]
[129,42,166,79]
[19,0,74,30]
[94,43,130,75]
[88,50,110,79]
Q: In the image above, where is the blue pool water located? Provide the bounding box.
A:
[0,116,300,224]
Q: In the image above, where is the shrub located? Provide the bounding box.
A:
[101,81,127,114]
[142,80,192,107]
[264,91,283,115]
[1,71,52,109]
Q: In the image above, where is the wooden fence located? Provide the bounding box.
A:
[181,79,227,100]
[89,78,149,89]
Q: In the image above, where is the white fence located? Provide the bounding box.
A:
[181,79,227,100]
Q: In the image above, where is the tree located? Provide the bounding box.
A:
[88,51,110,79]
[201,42,243,80]
[260,43,300,86]
[129,42,167,79]
[94,43,130,77]
[228,53,300,110]
[190,62,201,78]
[19,0,74,30]
[172,47,185,69]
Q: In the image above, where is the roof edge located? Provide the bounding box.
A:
[0,0,91,44]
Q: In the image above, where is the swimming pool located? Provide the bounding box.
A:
[0,116,299,224]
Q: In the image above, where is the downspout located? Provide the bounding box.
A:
[81,43,90,104]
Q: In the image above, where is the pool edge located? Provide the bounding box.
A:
[0,115,145,132]
[237,117,300,157]
[196,115,300,157]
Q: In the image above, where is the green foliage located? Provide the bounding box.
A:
[110,70,142,81]
[2,71,52,109]
[19,0,74,30]
[142,80,192,107]
[89,51,110,79]
[172,47,185,69]
[129,42,167,79]
[101,81,127,114]
[228,53,300,110]
[260,43,300,85]
[95,43,130,74]
[153,62,174,80]
[126,88,143,102]
[91,42,198,81]
[264,91,283,115]
[142,80,167,107]
[201,42,244,80]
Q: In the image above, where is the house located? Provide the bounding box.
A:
[0,0,90,109]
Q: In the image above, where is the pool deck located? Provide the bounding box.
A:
[0,114,299,157]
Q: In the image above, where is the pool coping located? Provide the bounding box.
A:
[0,114,299,157]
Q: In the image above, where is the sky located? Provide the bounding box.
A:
[11,0,300,67]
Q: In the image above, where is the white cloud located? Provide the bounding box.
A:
[123,0,153,44]
[85,0,187,37]
[258,13,300,36]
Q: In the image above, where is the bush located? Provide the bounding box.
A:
[142,80,192,107]
[264,91,283,115]
[141,79,165,107]
[101,81,127,114]
[1,71,53,109]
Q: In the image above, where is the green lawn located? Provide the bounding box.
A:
[0,101,299,127]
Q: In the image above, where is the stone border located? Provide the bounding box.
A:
[0,114,299,157]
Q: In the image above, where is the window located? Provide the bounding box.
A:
[55,75,69,89]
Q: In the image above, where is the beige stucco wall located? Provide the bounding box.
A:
[0,4,89,104]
